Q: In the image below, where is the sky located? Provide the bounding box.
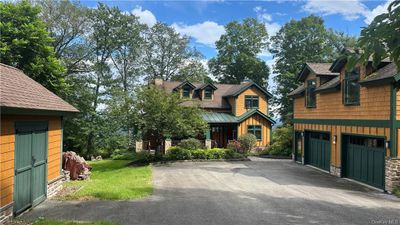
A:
[80,0,394,88]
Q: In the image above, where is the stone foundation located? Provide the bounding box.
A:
[385,158,400,193]
[47,175,64,198]
[205,139,211,149]
[135,140,143,152]
[330,165,341,177]
[0,203,13,224]
[164,139,172,153]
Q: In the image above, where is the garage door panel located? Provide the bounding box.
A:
[306,132,330,171]
[344,136,385,189]
[14,170,31,214]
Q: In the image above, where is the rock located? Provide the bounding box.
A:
[62,151,92,180]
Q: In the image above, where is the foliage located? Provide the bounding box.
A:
[178,138,204,150]
[267,126,293,156]
[269,15,356,123]
[209,18,270,86]
[171,59,212,83]
[166,147,192,160]
[0,0,67,95]
[238,133,257,153]
[110,149,135,160]
[32,219,118,225]
[227,140,242,152]
[134,86,208,153]
[132,151,156,164]
[393,186,400,198]
[348,1,400,70]
[64,160,152,200]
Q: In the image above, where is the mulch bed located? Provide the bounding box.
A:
[255,155,292,159]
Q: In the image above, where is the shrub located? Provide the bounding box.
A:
[111,149,135,160]
[393,186,400,198]
[133,151,155,163]
[205,148,226,159]
[238,133,257,153]
[178,138,203,150]
[191,149,207,159]
[167,147,192,160]
[224,149,245,159]
[268,125,293,156]
[227,140,242,152]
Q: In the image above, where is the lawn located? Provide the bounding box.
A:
[63,160,152,200]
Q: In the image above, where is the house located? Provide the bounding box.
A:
[0,63,78,221]
[155,79,275,148]
[289,59,400,192]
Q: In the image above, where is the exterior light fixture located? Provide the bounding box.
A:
[333,135,337,145]
[385,141,390,149]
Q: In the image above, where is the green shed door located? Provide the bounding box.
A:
[343,135,385,189]
[305,132,330,171]
[14,122,48,215]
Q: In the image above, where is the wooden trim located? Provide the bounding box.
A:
[390,83,397,157]
[293,118,390,128]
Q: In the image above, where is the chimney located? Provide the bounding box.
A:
[241,79,251,85]
[154,77,163,86]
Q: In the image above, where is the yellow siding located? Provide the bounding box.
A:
[238,114,271,146]
[0,115,62,207]
[236,86,268,116]
[294,123,391,167]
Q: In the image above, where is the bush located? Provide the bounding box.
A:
[205,148,226,159]
[268,125,293,156]
[191,149,207,159]
[227,140,242,152]
[178,138,203,150]
[133,151,156,163]
[224,149,245,159]
[166,147,192,160]
[393,186,400,198]
[111,149,135,160]
[238,133,257,153]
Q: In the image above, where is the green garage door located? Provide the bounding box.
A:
[305,132,330,171]
[14,122,48,215]
[343,135,385,189]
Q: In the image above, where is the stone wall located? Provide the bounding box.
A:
[47,175,64,198]
[0,203,13,224]
[385,158,400,193]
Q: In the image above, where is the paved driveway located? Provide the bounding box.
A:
[22,158,400,225]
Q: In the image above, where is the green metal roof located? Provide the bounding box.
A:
[201,110,276,125]
[202,112,238,123]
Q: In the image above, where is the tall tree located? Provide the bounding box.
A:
[349,0,399,70]
[35,0,91,74]
[269,15,356,123]
[209,18,270,86]
[142,22,193,81]
[0,0,67,94]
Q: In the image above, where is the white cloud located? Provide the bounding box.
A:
[302,0,395,23]
[131,6,157,27]
[253,6,281,37]
[171,21,225,47]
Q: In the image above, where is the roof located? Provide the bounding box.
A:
[201,109,275,124]
[202,112,238,123]
[315,76,340,93]
[297,63,339,81]
[287,84,305,98]
[330,56,392,72]
[160,80,272,109]
[360,63,399,86]
[0,63,79,113]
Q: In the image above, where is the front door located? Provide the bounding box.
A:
[14,122,48,215]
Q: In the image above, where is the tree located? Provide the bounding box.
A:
[35,0,91,74]
[269,15,356,123]
[0,0,67,94]
[171,58,212,83]
[134,86,208,153]
[209,18,270,86]
[349,0,399,70]
[142,22,194,81]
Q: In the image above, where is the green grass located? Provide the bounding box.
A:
[393,186,400,198]
[64,160,152,200]
[32,219,118,225]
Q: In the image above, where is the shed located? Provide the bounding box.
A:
[0,63,78,221]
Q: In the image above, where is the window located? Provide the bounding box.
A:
[245,96,259,109]
[182,87,191,98]
[204,88,212,99]
[343,68,360,105]
[306,80,316,108]
[247,125,262,140]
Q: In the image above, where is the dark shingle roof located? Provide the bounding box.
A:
[315,76,340,93]
[288,84,305,98]
[297,63,339,81]
[360,63,399,86]
[0,63,79,113]
[161,80,272,109]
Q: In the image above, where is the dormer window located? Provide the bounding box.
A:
[182,86,191,98]
[204,88,213,100]
[306,79,316,108]
[245,95,259,109]
[343,68,360,105]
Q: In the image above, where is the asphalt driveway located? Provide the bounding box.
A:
[22,157,400,225]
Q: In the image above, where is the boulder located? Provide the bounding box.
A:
[62,151,91,180]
